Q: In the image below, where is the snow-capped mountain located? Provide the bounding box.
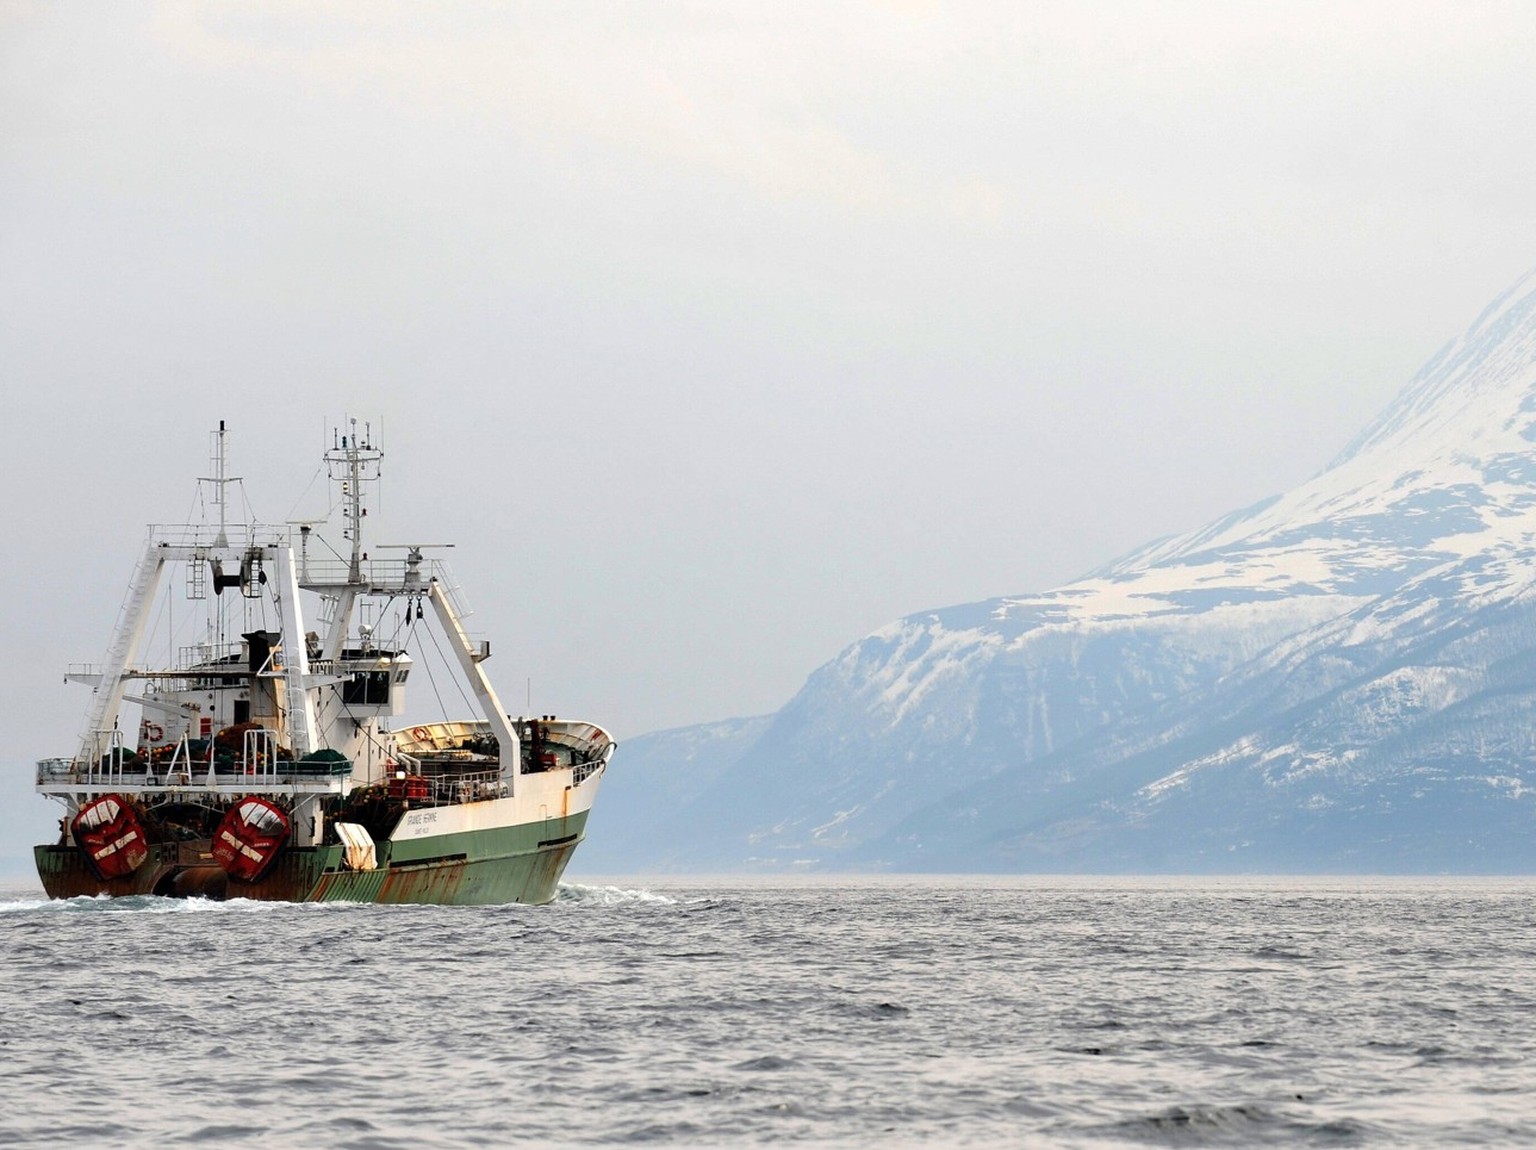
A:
[589,270,1536,872]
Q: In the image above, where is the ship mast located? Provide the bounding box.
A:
[321,418,383,660]
[341,420,369,583]
[200,420,240,549]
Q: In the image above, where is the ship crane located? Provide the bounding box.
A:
[376,543,517,770]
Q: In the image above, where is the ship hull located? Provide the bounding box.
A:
[34,808,590,906]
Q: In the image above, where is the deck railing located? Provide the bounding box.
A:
[429,768,506,804]
[37,728,353,790]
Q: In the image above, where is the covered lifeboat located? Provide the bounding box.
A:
[72,795,150,880]
[212,797,291,883]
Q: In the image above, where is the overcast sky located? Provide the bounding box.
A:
[6,0,1536,843]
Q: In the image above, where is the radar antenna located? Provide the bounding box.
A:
[286,519,328,584]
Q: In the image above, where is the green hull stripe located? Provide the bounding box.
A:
[34,809,590,906]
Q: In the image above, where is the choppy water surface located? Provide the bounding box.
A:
[3,876,1535,1147]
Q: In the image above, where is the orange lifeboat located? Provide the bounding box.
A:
[73,795,151,880]
[212,797,291,883]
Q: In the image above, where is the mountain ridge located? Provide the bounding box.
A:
[585,268,1536,873]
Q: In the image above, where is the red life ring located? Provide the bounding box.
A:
[410,726,431,742]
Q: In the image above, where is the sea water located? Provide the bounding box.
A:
[2,875,1534,1147]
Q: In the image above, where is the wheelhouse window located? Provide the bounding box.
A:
[342,670,392,706]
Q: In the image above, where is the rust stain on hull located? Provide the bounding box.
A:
[36,838,580,906]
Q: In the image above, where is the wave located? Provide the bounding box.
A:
[556,882,678,906]
[0,894,326,915]
[1096,1103,1376,1144]
[0,885,677,913]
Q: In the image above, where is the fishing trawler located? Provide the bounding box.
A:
[34,421,614,903]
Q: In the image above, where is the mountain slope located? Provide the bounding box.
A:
[573,714,771,871]
[612,269,1536,872]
